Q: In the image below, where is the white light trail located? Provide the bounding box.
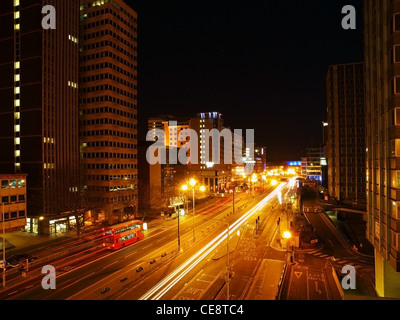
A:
[139,183,287,300]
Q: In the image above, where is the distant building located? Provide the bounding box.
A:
[163,120,190,149]
[0,174,27,232]
[364,0,400,297]
[148,115,177,142]
[138,142,188,211]
[254,147,267,174]
[300,147,324,182]
[189,112,232,193]
[325,63,366,204]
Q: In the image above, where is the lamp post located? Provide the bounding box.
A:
[231,180,238,216]
[226,222,230,301]
[2,202,5,288]
[182,180,206,244]
[190,179,196,243]
[177,203,181,252]
[283,231,292,264]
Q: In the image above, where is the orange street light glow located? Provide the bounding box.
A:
[283,231,291,239]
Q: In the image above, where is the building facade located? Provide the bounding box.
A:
[189,112,232,193]
[326,63,366,204]
[0,173,27,232]
[300,147,324,182]
[0,0,81,218]
[254,146,267,174]
[364,0,400,298]
[80,0,139,224]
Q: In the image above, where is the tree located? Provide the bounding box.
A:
[57,171,101,237]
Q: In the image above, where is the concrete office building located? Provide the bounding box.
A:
[364,0,400,298]
[326,63,366,204]
[80,0,139,224]
[0,0,80,219]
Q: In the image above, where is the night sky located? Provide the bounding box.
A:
[127,0,364,161]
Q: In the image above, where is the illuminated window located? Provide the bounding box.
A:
[14,100,20,107]
[15,62,20,69]
[14,24,20,30]
[14,11,20,19]
[14,0,19,6]
[15,74,20,82]
[391,171,400,188]
[15,87,20,94]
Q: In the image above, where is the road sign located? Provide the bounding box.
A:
[0,260,6,269]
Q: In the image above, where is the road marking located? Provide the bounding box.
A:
[125,252,137,258]
[8,291,18,296]
[102,260,119,269]
[295,271,303,279]
[143,245,152,250]
[25,285,34,290]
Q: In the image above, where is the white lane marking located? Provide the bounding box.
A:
[102,260,119,269]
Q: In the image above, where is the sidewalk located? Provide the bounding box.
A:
[0,230,74,256]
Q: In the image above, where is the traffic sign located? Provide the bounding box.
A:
[0,260,6,269]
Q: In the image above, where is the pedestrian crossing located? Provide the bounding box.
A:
[299,250,361,269]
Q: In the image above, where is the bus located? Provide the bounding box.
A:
[102,220,144,250]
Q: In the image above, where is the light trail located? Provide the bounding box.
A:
[139,181,290,300]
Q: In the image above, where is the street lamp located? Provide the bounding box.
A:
[226,222,230,300]
[182,180,206,243]
[2,203,5,288]
[283,231,292,263]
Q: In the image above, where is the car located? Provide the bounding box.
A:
[6,254,38,268]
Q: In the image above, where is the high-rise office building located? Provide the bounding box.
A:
[190,112,232,193]
[0,0,80,218]
[80,0,139,224]
[364,0,400,298]
[254,147,267,174]
[326,63,366,204]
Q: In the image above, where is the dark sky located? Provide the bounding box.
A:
[126,0,364,161]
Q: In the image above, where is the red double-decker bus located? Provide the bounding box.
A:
[102,220,144,250]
